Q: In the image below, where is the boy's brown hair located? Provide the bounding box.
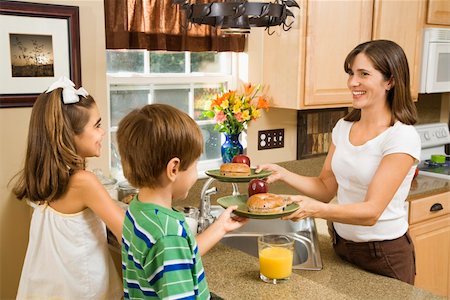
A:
[117,104,203,188]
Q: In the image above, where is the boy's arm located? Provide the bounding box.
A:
[196,221,227,256]
[197,206,248,256]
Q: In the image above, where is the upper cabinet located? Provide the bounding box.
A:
[263,0,425,109]
[427,0,450,26]
[372,0,426,101]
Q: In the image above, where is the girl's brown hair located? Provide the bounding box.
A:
[117,104,203,189]
[11,89,95,202]
[343,40,418,125]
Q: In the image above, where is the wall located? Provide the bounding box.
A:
[245,28,298,165]
[0,1,109,298]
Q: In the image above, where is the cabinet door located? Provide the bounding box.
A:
[409,215,450,298]
[427,0,450,26]
[303,0,373,107]
[372,0,426,100]
[262,0,307,109]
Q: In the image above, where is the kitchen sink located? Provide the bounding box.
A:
[214,207,323,270]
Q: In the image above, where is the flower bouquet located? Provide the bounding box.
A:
[202,83,270,135]
[202,83,270,162]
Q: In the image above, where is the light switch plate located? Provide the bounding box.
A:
[258,129,285,150]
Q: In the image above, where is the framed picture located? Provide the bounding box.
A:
[0,1,81,108]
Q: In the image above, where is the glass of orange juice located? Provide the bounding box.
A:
[258,234,294,284]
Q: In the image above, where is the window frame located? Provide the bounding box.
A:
[106,51,240,180]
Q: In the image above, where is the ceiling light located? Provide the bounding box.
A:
[172,0,300,35]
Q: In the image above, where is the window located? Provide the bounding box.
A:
[106,50,238,180]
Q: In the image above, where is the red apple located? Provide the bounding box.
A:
[413,167,419,179]
[248,179,268,196]
[232,154,251,167]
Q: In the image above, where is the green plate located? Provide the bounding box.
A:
[205,168,272,182]
[217,194,299,219]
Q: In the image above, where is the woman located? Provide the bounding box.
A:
[257,40,420,284]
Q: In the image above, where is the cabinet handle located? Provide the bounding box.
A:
[430,203,443,212]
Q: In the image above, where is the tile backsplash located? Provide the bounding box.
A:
[415,93,444,124]
[296,93,447,160]
[297,108,348,159]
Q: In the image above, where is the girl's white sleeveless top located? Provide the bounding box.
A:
[16,202,122,300]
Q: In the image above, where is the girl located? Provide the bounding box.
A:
[257,40,421,284]
[12,77,124,299]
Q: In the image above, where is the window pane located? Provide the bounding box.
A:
[193,85,222,121]
[150,52,185,73]
[110,88,150,126]
[154,87,189,115]
[191,52,231,73]
[106,50,145,73]
[199,123,221,160]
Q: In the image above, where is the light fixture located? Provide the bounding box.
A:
[172,0,300,35]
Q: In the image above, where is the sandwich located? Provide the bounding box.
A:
[220,163,251,177]
[247,193,286,213]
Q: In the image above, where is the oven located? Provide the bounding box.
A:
[414,122,450,180]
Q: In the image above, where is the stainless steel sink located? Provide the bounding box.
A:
[215,207,323,270]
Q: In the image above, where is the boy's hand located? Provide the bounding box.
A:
[217,205,249,233]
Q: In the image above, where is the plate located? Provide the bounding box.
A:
[217,195,299,219]
[205,169,272,182]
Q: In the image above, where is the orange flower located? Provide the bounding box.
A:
[257,96,270,111]
[202,82,270,135]
[244,83,256,96]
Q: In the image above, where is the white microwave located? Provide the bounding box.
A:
[420,28,450,94]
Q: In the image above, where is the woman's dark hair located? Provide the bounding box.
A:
[343,40,417,125]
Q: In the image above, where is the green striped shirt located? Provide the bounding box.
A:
[122,197,210,299]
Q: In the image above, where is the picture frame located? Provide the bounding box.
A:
[0,1,81,108]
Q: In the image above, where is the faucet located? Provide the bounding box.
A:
[198,177,240,233]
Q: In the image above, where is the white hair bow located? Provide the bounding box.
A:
[46,76,89,104]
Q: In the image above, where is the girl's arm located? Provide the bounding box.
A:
[257,144,339,203]
[283,152,416,225]
[72,171,125,241]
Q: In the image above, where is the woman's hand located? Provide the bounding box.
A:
[255,164,288,184]
[282,195,325,222]
[216,205,249,233]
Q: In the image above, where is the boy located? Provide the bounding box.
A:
[117,104,247,299]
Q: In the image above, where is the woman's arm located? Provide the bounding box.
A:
[283,152,416,225]
[257,144,338,203]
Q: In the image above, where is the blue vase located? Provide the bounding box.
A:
[221,133,243,163]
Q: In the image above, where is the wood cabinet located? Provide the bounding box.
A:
[409,192,450,298]
[263,0,425,109]
[427,0,450,26]
[372,0,426,100]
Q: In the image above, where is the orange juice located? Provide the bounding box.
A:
[259,246,293,279]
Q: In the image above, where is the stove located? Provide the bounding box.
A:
[414,123,450,180]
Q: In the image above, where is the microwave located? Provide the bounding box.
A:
[420,28,450,93]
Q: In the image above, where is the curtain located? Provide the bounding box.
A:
[104,0,246,52]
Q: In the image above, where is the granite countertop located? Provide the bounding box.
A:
[202,218,444,300]
[179,157,449,299]
[407,174,450,200]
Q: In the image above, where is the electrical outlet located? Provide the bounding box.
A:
[258,129,285,150]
